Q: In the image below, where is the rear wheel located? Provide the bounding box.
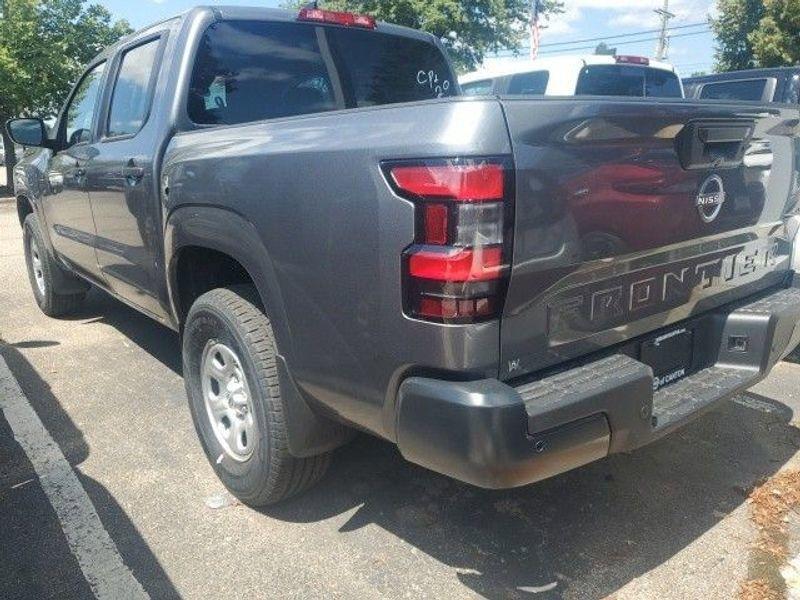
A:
[23,214,86,317]
[183,285,330,506]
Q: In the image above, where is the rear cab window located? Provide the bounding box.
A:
[188,20,457,126]
[575,65,682,98]
[699,79,770,102]
[507,71,549,96]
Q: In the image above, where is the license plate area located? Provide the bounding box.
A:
[640,328,694,391]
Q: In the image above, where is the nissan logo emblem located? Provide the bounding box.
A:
[696,175,726,223]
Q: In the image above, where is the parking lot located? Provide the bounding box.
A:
[0,197,799,599]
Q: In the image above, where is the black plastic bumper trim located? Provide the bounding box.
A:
[395,286,800,489]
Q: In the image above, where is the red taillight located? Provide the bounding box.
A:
[384,158,513,324]
[408,247,504,282]
[298,8,377,29]
[390,164,504,201]
[615,55,650,66]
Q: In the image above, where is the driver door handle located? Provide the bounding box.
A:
[123,164,145,183]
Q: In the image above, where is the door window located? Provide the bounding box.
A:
[64,63,106,147]
[107,39,161,137]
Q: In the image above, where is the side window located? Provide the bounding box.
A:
[461,80,495,96]
[785,75,800,104]
[107,39,161,138]
[508,71,549,95]
[64,62,106,147]
[188,21,338,125]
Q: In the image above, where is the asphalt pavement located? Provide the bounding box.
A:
[1,198,799,600]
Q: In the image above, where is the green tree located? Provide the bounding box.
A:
[711,0,766,72]
[750,0,800,67]
[287,0,564,72]
[0,0,131,189]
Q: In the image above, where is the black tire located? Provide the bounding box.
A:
[23,214,86,317]
[183,285,330,506]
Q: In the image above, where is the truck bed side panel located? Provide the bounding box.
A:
[162,98,511,438]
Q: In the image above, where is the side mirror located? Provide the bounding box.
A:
[5,118,48,148]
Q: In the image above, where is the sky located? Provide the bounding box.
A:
[99,0,719,76]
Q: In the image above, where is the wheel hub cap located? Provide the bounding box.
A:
[201,342,256,462]
[29,237,46,296]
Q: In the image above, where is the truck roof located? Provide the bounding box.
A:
[99,5,436,61]
[460,55,678,85]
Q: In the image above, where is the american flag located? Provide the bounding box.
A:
[530,0,542,60]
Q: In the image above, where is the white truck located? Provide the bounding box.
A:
[460,54,684,98]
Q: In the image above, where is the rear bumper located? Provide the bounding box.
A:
[395,285,800,489]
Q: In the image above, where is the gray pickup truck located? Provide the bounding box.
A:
[7,6,800,506]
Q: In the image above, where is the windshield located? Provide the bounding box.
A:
[188,20,457,126]
[575,65,683,98]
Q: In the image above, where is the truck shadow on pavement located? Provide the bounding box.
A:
[68,288,183,375]
[266,394,799,600]
[0,343,180,600]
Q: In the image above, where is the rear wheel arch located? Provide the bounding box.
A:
[172,246,256,322]
[166,206,353,458]
[165,206,292,356]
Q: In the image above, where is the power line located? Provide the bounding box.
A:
[491,29,711,57]
[518,21,709,50]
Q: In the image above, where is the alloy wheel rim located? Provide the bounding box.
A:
[29,237,46,296]
[200,341,256,462]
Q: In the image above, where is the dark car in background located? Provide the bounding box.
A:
[684,67,800,104]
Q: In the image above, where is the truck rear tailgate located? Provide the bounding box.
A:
[499,98,799,380]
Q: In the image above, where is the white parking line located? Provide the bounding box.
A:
[0,357,149,600]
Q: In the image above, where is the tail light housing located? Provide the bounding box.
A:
[384,158,514,324]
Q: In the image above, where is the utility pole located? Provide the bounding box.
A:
[530,0,541,61]
[654,0,675,61]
